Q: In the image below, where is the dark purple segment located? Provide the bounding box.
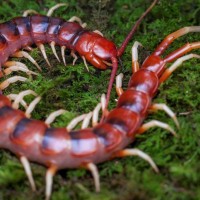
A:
[30,15,50,43]
[12,118,32,138]
[41,127,69,154]
[0,106,13,116]
[93,123,122,151]
[46,17,64,43]
[13,16,33,46]
[69,129,98,156]
[117,89,150,116]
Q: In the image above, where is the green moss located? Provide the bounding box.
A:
[0,0,200,200]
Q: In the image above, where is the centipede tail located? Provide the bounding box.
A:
[0,1,200,200]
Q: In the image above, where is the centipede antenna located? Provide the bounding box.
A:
[71,50,78,65]
[116,73,124,96]
[47,3,68,17]
[38,44,52,67]
[45,109,66,126]
[0,76,27,90]
[81,112,93,129]
[50,41,61,62]
[61,46,67,66]
[132,41,143,73]
[45,166,57,200]
[85,163,100,192]
[20,156,36,191]
[12,51,42,71]
[23,9,38,17]
[112,148,159,173]
[66,114,87,131]
[25,96,41,118]
[7,94,28,109]
[138,120,177,137]
[12,90,37,109]
[117,0,158,57]
[150,103,180,129]
[82,56,89,72]
[103,57,118,110]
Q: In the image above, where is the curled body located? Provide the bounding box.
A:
[0,63,158,168]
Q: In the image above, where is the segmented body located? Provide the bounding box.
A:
[0,13,159,168]
[0,15,116,69]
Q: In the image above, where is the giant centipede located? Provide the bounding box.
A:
[0,1,200,200]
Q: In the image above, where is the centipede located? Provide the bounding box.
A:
[0,0,200,200]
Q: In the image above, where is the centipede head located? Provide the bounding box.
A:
[91,37,118,69]
[76,32,118,70]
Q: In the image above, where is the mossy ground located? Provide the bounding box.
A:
[0,0,200,200]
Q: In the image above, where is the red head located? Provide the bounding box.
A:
[74,32,118,70]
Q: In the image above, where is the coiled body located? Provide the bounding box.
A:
[0,56,159,169]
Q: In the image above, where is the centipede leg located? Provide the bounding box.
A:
[61,46,67,66]
[0,76,27,90]
[46,3,68,17]
[92,94,106,126]
[12,90,37,109]
[66,114,88,131]
[112,148,159,173]
[71,50,78,65]
[45,109,66,126]
[163,42,200,63]
[3,61,38,77]
[132,41,142,73]
[4,61,34,71]
[149,103,179,128]
[81,112,93,128]
[12,51,41,71]
[20,156,36,191]
[83,162,100,192]
[7,94,28,109]
[23,9,38,17]
[45,166,57,200]
[68,16,87,28]
[160,53,200,83]
[50,41,61,62]
[38,44,52,67]
[152,26,200,56]
[82,56,90,72]
[116,73,124,96]
[138,120,177,137]
[93,30,103,36]
[25,96,41,118]
[3,65,38,77]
